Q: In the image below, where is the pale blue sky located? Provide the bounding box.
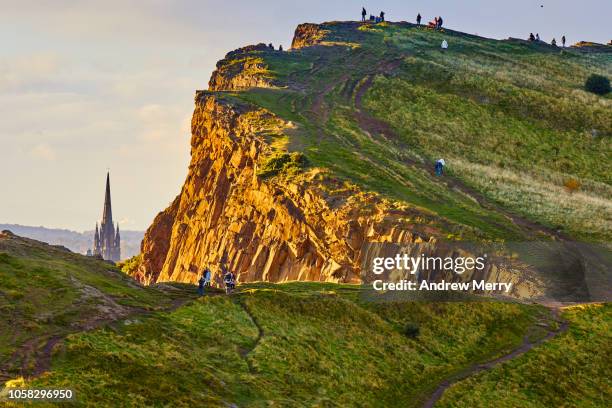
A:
[1,0,610,231]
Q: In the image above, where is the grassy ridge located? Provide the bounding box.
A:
[227,22,611,241]
[14,283,540,407]
[0,233,189,381]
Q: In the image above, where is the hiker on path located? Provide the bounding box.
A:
[223,269,236,295]
[362,7,367,22]
[380,11,385,22]
[435,159,446,176]
[562,35,566,47]
[198,272,206,296]
[416,13,421,26]
[203,267,211,288]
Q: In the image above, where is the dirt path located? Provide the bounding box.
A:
[351,64,569,241]
[236,299,264,373]
[422,308,569,408]
[0,286,199,383]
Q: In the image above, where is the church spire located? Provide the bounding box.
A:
[92,172,121,263]
[101,172,113,225]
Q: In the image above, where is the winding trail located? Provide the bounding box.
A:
[422,308,569,408]
[294,46,569,241]
[0,285,198,383]
[236,299,264,373]
[351,63,569,241]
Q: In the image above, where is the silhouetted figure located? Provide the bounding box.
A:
[438,16,444,29]
[562,35,566,47]
[435,159,445,176]
[416,13,421,26]
[380,11,385,22]
[279,44,283,51]
[551,38,557,46]
[268,43,274,50]
[529,33,535,41]
[362,7,367,22]
[536,33,540,41]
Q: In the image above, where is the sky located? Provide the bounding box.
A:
[1,0,610,232]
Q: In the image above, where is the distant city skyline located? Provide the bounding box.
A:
[1,0,610,231]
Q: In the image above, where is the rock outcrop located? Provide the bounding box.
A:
[137,88,543,297]
[139,90,445,286]
[136,22,579,299]
[208,43,277,91]
[291,23,329,49]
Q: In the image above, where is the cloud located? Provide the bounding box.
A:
[30,143,57,161]
[0,52,63,92]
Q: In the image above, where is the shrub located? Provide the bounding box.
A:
[118,254,142,277]
[584,74,610,95]
[563,178,581,194]
[403,322,420,338]
[257,152,308,178]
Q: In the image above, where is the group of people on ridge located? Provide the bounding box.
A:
[198,265,236,295]
[361,7,385,23]
[428,15,444,30]
[361,8,442,31]
[267,43,283,52]
[529,33,566,47]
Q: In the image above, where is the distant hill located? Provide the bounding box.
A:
[0,224,143,259]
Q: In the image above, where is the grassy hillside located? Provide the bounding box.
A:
[0,231,192,383]
[224,22,611,242]
[2,233,609,407]
[12,283,545,407]
[436,303,611,407]
[2,231,559,407]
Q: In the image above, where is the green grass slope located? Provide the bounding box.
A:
[14,283,545,407]
[0,231,194,382]
[436,303,612,407]
[2,232,606,407]
[223,22,611,242]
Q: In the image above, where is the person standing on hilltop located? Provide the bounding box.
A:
[380,11,385,22]
[438,16,444,29]
[416,13,422,26]
[562,35,566,47]
[362,7,367,22]
[536,33,540,41]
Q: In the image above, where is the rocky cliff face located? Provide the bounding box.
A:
[139,89,449,287]
[137,23,551,298]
